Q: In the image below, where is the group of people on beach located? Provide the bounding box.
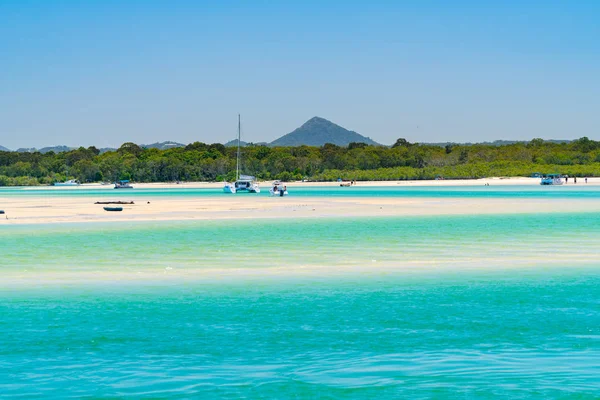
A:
[564,176,588,184]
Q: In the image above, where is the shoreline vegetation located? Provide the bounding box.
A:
[2,137,600,186]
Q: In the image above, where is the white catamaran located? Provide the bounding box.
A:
[223,115,260,194]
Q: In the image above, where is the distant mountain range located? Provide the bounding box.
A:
[142,141,185,150]
[96,141,186,152]
[97,141,185,153]
[224,139,248,147]
[224,117,379,147]
[16,145,73,153]
[0,119,577,152]
[224,139,269,147]
[0,141,186,153]
[423,139,571,147]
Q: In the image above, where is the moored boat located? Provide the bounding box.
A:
[223,182,236,193]
[223,115,260,194]
[103,206,123,212]
[233,175,260,193]
[114,180,133,189]
[540,174,563,185]
[54,179,80,186]
[270,182,288,196]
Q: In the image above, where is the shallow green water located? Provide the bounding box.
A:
[1,210,600,397]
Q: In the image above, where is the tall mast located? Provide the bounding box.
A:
[236,114,241,181]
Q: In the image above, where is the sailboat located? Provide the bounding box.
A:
[223,115,260,194]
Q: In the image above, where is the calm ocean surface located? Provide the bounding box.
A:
[1,188,600,398]
[3,183,600,199]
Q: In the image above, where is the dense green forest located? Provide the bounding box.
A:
[1,138,600,186]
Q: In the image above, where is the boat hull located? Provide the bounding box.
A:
[227,180,260,194]
[270,189,288,196]
[103,207,123,212]
[234,187,260,193]
[223,184,236,194]
[540,179,563,185]
[54,179,80,186]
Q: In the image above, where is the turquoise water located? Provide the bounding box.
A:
[2,184,600,199]
[2,210,600,397]
[2,214,600,275]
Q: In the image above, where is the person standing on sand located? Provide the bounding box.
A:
[574,177,577,184]
[565,176,568,184]
[585,177,588,183]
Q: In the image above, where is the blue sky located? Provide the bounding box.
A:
[1,0,598,148]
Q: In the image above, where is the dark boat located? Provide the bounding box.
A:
[103,207,123,212]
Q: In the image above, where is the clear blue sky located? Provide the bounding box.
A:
[1,0,598,149]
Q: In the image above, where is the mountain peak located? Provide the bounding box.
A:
[270,117,380,147]
[300,116,342,129]
[303,116,328,124]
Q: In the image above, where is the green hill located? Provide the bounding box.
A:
[270,117,380,147]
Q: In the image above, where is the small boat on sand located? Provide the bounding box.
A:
[103,207,123,212]
[540,174,564,185]
[54,179,80,186]
[114,180,133,189]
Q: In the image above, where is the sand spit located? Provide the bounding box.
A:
[1,191,599,225]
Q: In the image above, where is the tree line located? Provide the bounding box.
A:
[1,137,600,186]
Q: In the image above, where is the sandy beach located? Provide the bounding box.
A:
[1,177,599,225]
[17,176,597,190]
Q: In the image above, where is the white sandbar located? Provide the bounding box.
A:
[1,178,598,225]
